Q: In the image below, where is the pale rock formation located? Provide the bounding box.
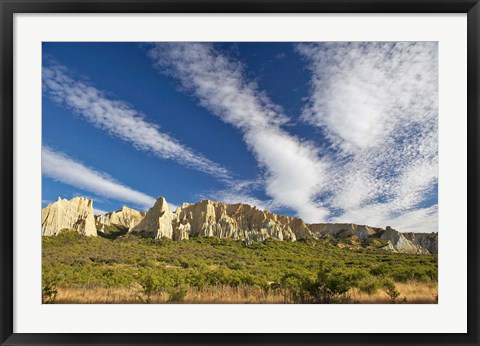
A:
[173,200,309,242]
[308,223,380,240]
[173,221,191,241]
[42,197,97,236]
[96,206,145,231]
[379,241,397,253]
[380,227,430,254]
[129,197,173,239]
[308,223,430,254]
[42,195,436,255]
[403,232,438,254]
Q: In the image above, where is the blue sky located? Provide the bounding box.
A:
[42,42,438,232]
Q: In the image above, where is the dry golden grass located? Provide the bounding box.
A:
[350,281,438,304]
[50,281,437,304]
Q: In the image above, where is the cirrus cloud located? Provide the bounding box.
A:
[43,64,231,180]
[147,43,330,222]
[297,42,438,232]
[147,42,438,232]
[43,146,156,209]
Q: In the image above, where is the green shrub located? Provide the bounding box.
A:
[139,273,161,303]
[357,276,381,295]
[382,278,401,303]
[280,263,358,304]
[167,285,188,302]
[280,273,305,303]
[97,224,128,240]
[42,278,58,304]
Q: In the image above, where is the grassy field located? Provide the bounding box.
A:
[42,231,438,304]
[51,282,437,304]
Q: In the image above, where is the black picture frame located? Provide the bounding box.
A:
[1,0,479,345]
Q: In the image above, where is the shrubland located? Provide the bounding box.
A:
[42,230,438,303]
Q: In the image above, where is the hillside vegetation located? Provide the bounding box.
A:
[42,231,438,304]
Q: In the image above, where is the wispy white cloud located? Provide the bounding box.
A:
[148,43,330,222]
[42,146,156,209]
[297,42,438,232]
[297,42,438,151]
[388,205,438,234]
[43,64,231,180]
[148,42,438,232]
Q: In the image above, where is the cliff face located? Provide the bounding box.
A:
[96,206,145,231]
[171,200,308,241]
[41,197,97,236]
[308,223,380,241]
[309,223,434,255]
[42,196,438,254]
[403,232,438,254]
[129,197,173,239]
[379,227,430,255]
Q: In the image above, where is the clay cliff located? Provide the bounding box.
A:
[308,223,431,254]
[379,227,430,254]
[308,223,381,240]
[129,197,174,239]
[170,199,307,241]
[96,206,145,232]
[42,197,97,236]
[403,232,438,254]
[41,196,437,254]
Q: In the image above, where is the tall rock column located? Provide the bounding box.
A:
[129,197,173,239]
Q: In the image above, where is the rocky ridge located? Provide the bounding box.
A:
[42,196,437,254]
[403,232,438,254]
[170,199,306,242]
[42,197,97,236]
[95,206,145,232]
[379,227,430,254]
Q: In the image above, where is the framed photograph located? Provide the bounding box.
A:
[1,0,479,345]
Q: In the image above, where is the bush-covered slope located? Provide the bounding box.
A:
[43,231,437,293]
